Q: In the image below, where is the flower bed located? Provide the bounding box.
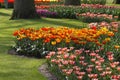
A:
[88,22,119,31]
[12,21,120,79]
[13,26,115,58]
[81,0,106,5]
[81,4,120,9]
[35,4,120,19]
[76,12,118,23]
[36,9,58,18]
[46,47,120,80]
[48,5,120,19]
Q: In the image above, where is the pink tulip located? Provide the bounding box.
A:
[58,64,63,68]
[62,69,67,73]
[66,71,72,75]
[63,54,69,59]
[51,59,56,63]
[79,56,85,60]
[106,67,111,71]
[110,63,116,68]
[97,68,103,71]
[45,56,51,59]
[70,47,74,50]
[86,68,92,73]
[57,48,62,51]
[69,54,76,60]
[69,60,75,65]
[100,73,106,77]
[91,58,96,62]
[95,61,101,65]
[90,52,96,56]
[117,67,120,71]
[62,60,69,65]
[77,76,83,80]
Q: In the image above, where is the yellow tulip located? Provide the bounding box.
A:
[51,41,56,45]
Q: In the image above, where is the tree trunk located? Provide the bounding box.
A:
[116,0,120,4]
[11,0,39,19]
[65,0,80,6]
[4,0,8,8]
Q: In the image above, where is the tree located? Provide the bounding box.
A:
[116,0,120,4]
[11,0,39,19]
[4,0,8,8]
[64,0,81,6]
[113,0,120,4]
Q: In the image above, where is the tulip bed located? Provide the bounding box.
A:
[44,22,120,80]
[48,5,120,19]
[36,4,120,20]
[12,5,120,79]
[11,2,120,80]
[76,12,118,23]
[46,48,120,80]
[13,25,116,58]
[81,0,106,5]
[36,9,58,18]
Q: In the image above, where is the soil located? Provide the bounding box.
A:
[38,64,58,80]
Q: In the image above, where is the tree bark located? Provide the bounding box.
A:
[64,0,81,6]
[116,0,120,4]
[11,0,39,19]
[4,0,8,8]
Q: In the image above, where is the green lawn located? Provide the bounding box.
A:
[0,9,85,80]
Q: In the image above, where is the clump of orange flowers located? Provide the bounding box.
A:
[13,26,116,57]
[114,45,120,49]
[13,26,114,47]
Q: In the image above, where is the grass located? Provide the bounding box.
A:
[0,9,85,80]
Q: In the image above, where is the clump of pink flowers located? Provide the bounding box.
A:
[46,47,120,80]
[81,4,119,9]
[76,12,118,23]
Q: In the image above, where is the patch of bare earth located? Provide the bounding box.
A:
[39,64,58,80]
